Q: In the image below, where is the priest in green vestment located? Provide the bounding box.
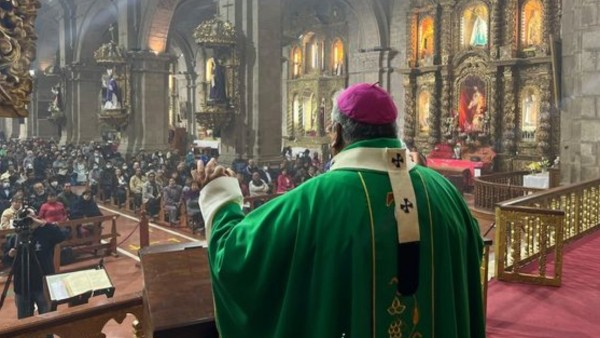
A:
[197,83,486,338]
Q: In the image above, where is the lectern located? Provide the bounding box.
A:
[139,242,218,338]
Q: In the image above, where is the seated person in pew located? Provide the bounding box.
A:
[69,190,103,238]
[162,177,183,226]
[57,182,78,217]
[38,191,68,223]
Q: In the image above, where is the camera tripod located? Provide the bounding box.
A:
[0,230,46,318]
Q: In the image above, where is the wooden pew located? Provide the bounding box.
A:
[53,215,120,273]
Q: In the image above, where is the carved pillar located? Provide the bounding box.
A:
[537,66,553,158]
[488,68,501,150]
[439,2,453,64]
[440,71,452,136]
[403,75,416,146]
[542,0,554,50]
[502,67,517,153]
[490,0,502,58]
[504,0,517,52]
[407,12,417,68]
[428,77,441,148]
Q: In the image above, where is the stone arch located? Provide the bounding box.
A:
[139,0,214,53]
[75,0,118,63]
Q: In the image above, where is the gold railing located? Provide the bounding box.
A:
[0,292,143,338]
[474,171,544,211]
[495,177,600,286]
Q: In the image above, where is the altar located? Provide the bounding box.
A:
[402,0,560,172]
[523,172,550,189]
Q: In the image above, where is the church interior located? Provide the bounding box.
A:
[0,0,600,337]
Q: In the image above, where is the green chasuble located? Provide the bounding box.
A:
[202,138,485,338]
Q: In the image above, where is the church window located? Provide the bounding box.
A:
[332,38,344,76]
[292,47,303,78]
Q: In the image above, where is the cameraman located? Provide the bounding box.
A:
[4,210,66,319]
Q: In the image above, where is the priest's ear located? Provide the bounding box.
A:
[329,122,345,156]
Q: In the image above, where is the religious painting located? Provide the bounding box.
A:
[292,47,302,78]
[521,0,544,47]
[520,86,540,136]
[458,76,487,133]
[101,68,123,110]
[461,3,489,48]
[417,90,431,134]
[332,38,345,76]
[419,16,434,60]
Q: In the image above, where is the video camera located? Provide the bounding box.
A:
[12,206,35,235]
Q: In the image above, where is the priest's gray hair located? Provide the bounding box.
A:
[331,103,398,145]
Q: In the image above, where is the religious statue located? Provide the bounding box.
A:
[453,143,462,159]
[469,9,488,47]
[101,68,122,110]
[522,92,538,130]
[48,84,62,114]
[527,10,542,46]
[208,58,227,104]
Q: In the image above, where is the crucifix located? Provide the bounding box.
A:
[221,0,234,21]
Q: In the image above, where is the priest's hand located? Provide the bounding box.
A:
[193,158,235,189]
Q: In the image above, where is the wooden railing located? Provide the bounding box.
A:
[53,215,120,273]
[474,171,544,212]
[495,177,600,286]
[0,292,144,338]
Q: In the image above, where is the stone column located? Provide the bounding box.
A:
[490,0,502,58]
[126,51,172,154]
[235,0,283,162]
[349,50,382,84]
[560,0,600,182]
[64,64,104,144]
[439,1,454,63]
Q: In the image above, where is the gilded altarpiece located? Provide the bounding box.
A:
[283,6,348,153]
[402,0,561,172]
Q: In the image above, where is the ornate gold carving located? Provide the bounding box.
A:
[0,0,41,117]
[194,18,237,47]
[196,103,235,131]
[403,76,417,146]
[94,41,127,64]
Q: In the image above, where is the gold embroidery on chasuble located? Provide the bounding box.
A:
[387,278,422,338]
[388,319,403,338]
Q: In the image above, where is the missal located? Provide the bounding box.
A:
[45,268,114,302]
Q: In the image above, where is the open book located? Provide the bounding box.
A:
[45,268,114,302]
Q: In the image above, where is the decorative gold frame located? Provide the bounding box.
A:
[0,0,41,117]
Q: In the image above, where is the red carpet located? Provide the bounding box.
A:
[486,229,600,338]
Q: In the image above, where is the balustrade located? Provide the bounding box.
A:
[495,178,600,286]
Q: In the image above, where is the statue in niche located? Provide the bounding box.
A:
[48,84,62,113]
[470,8,488,46]
[419,17,434,59]
[526,9,543,46]
[101,68,122,110]
[458,76,487,133]
[522,89,539,131]
[208,57,227,104]
[418,91,431,133]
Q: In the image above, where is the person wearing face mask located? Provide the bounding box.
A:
[48,178,61,195]
[88,164,101,196]
[99,162,117,203]
[0,177,13,212]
